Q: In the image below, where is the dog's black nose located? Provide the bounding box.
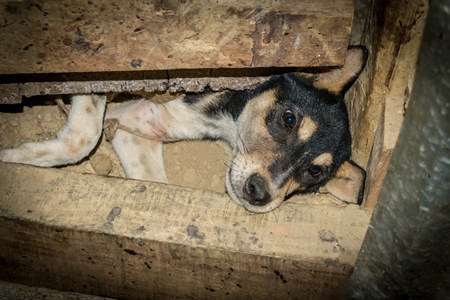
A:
[243,174,271,206]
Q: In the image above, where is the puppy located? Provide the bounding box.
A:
[0,47,368,213]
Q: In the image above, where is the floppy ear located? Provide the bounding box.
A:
[324,160,365,205]
[305,46,368,95]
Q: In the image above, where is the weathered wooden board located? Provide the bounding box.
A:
[0,72,272,104]
[347,2,450,295]
[0,162,371,299]
[0,0,353,74]
[345,0,427,208]
[0,281,113,300]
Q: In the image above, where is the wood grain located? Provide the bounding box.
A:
[346,0,427,208]
[0,162,371,299]
[0,0,353,74]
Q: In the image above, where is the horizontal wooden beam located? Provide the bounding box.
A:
[0,0,353,74]
[0,69,275,104]
[0,162,371,299]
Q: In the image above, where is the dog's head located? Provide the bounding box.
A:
[226,47,368,213]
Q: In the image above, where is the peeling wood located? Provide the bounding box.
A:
[0,74,273,104]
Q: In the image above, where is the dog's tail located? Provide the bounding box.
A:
[0,94,106,167]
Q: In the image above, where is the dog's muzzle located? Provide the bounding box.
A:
[226,168,286,213]
[243,173,271,206]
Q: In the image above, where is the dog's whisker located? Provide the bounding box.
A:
[270,209,279,223]
[233,119,253,154]
[216,124,249,156]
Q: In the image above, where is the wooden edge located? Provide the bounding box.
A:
[348,0,427,208]
[0,76,272,105]
[0,281,113,300]
[364,149,393,209]
[0,162,371,299]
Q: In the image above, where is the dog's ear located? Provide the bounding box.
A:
[324,160,365,205]
[304,46,368,95]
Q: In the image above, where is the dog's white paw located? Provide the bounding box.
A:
[0,94,106,167]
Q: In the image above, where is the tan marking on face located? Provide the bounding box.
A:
[312,152,333,166]
[239,89,278,153]
[227,89,281,212]
[282,178,303,196]
[298,116,317,141]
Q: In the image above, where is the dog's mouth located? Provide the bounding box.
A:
[225,167,285,213]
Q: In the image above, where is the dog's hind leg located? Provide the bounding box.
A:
[105,100,168,183]
[0,94,106,167]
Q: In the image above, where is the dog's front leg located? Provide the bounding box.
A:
[0,94,106,167]
[105,100,168,183]
[105,95,232,183]
[105,94,229,183]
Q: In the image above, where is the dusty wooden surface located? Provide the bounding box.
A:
[346,0,427,208]
[0,281,113,300]
[0,72,273,104]
[0,0,353,75]
[0,0,354,104]
[0,162,371,299]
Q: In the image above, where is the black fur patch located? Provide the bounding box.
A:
[202,89,252,120]
[263,74,352,192]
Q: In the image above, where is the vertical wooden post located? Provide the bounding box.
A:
[346,0,450,298]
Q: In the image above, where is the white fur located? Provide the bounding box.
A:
[0,95,105,167]
[104,97,237,183]
[105,100,168,183]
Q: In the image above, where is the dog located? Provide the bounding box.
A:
[0,46,368,213]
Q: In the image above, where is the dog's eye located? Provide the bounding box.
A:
[308,165,323,177]
[282,110,296,128]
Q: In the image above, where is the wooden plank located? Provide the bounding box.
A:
[0,0,353,74]
[347,3,450,295]
[0,72,273,104]
[345,0,427,208]
[0,281,113,300]
[0,162,371,299]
